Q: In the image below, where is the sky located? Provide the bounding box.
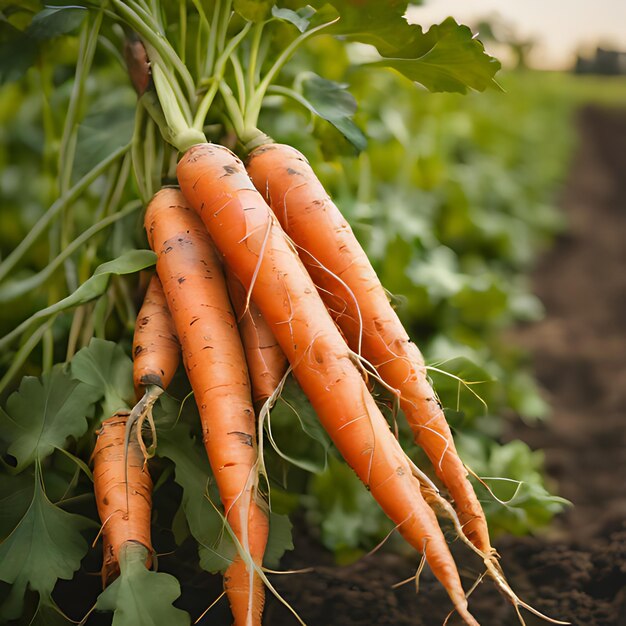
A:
[407,0,626,69]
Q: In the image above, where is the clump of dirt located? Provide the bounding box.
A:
[264,106,626,625]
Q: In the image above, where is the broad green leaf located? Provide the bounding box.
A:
[70,338,134,417]
[271,6,316,32]
[198,532,236,573]
[263,512,293,568]
[0,470,34,540]
[314,2,500,92]
[0,473,89,620]
[314,0,411,53]
[0,250,156,351]
[156,424,234,573]
[234,0,272,22]
[369,18,502,94]
[29,598,75,626]
[0,365,100,471]
[27,6,87,41]
[301,74,367,151]
[95,543,189,626]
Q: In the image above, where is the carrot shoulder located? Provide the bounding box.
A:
[246,143,492,555]
[132,274,180,399]
[144,188,268,626]
[177,143,478,625]
[225,268,288,410]
[93,411,153,586]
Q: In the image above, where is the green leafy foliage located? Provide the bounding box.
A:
[0,4,87,84]
[0,365,100,471]
[0,249,156,350]
[156,423,236,572]
[0,473,89,620]
[74,91,136,181]
[305,456,390,560]
[301,74,367,150]
[271,6,316,33]
[71,338,134,418]
[27,6,87,41]
[264,512,294,568]
[459,436,571,536]
[368,18,501,93]
[265,378,331,474]
[95,543,189,626]
[235,0,272,23]
[2,0,622,618]
[311,2,500,92]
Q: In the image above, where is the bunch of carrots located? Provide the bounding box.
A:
[89,7,567,625]
[92,142,566,626]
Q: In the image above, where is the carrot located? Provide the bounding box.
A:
[132,273,180,400]
[126,273,181,502]
[177,143,478,625]
[93,411,153,587]
[225,268,288,410]
[246,143,492,556]
[144,188,268,626]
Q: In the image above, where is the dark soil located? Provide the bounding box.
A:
[262,106,626,625]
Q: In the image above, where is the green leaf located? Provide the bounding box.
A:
[95,543,189,626]
[156,424,235,573]
[0,365,100,471]
[314,0,410,52]
[271,6,316,32]
[0,470,34,541]
[0,250,156,351]
[234,0,272,22]
[70,338,134,417]
[267,378,331,474]
[369,18,502,94]
[263,512,293,568]
[315,2,500,93]
[301,74,367,151]
[27,6,87,41]
[29,597,75,626]
[0,473,89,620]
[307,455,390,553]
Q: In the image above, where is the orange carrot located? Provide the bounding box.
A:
[225,268,288,410]
[132,274,180,400]
[177,143,478,625]
[246,143,492,556]
[93,411,153,586]
[144,188,268,626]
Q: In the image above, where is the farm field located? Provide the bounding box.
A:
[1,4,626,625]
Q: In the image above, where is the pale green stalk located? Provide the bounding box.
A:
[112,0,196,103]
[193,21,251,131]
[247,21,264,94]
[230,52,246,112]
[0,203,142,302]
[179,0,187,64]
[0,145,129,282]
[217,0,232,52]
[243,18,339,144]
[0,318,56,397]
[205,0,221,76]
[132,103,149,201]
[152,62,206,151]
